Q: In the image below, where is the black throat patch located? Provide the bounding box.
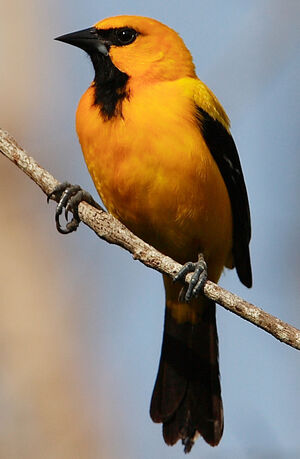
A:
[90,52,129,120]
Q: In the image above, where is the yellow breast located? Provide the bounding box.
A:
[76,77,233,277]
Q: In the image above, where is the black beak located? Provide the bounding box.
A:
[55,27,109,56]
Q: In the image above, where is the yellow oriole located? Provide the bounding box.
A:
[55,15,252,452]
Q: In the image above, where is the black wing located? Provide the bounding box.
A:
[196,107,252,288]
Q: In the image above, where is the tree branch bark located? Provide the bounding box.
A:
[1,127,299,350]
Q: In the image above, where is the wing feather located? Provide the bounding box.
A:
[196,106,252,288]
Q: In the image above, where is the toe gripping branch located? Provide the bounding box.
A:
[47,181,101,234]
[173,253,208,303]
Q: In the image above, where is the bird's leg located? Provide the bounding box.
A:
[173,253,208,302]
[47,181,101,234]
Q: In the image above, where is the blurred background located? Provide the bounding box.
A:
[0,1,299,458]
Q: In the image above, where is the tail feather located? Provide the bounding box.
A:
[150,280,223,452]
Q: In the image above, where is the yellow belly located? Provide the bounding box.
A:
[76,79,233,281]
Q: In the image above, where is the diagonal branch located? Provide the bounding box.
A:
[1,127,299,350]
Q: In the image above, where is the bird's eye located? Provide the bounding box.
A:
[115,28,137,46]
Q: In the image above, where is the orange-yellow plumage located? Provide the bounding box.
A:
[77,77,233,277]
[58,15,252,452]
[95,16,196,83]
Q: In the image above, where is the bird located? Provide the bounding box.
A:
[53,15,252,453]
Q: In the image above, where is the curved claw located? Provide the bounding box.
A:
[173,254,208,303]
[47,182,100,235]
[56,213,80,234]
[54,185,81,234]
[65,204,70,222]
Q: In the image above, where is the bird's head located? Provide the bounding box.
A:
[56,15,196,84]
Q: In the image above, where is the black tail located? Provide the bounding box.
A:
[150,296,223,453]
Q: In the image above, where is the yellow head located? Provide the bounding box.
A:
[56,16,196,118]
[56,15,196,84]
[93,15,196,82]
